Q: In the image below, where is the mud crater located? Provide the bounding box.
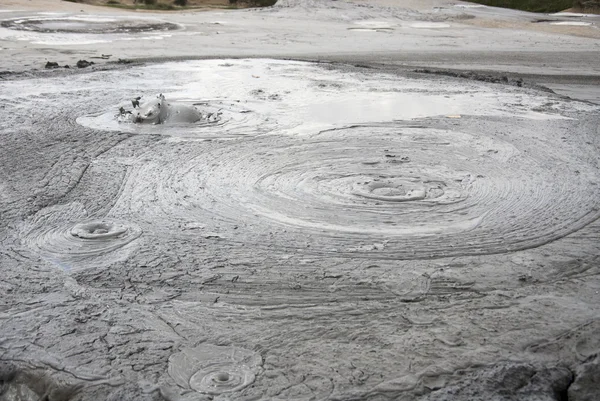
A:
[167,344,262,395]
[78,95,271,138]
[7,59,600,262]
[1,16,180,34]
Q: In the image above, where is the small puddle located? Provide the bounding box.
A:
[550,21,592,26]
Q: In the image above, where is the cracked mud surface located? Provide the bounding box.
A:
[1,1,599,400]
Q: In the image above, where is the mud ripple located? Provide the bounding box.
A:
[20,203,141,267]
[131,122,599,259]
[168,344,262,395]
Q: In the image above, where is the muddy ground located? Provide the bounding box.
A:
[0,1,599,400]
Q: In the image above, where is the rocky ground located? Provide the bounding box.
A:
[0,1,599,400]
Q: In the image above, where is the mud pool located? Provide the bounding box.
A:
[1,1,600,401]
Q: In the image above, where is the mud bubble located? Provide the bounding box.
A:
[168,344,262,395]
[20,203,142,268]
[70,221,128,240]
[140,121,599,259]
[79,94,272,139]
[27,219,141,264]
[0,16,180,34]
[122,94,213,125]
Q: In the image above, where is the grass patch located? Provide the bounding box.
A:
[465,0,574,13]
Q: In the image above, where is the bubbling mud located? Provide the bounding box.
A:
[168,345,262,395]
[78,97,273,139]
[0,16,180,34]
[20,203,141,268]
[128,121,599,259]
[122,94,213,125]
[6,59,600,262]
[70,221,128,240]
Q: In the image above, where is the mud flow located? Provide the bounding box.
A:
[1,58,599,400]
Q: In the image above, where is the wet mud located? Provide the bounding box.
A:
[123,94,212,125]
[0,0,599,400]
[1,57,599,400]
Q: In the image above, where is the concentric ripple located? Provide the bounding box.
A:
[168,344,262,395]
[5,59,600,261]
[128,120,599,259]
[70,221,128,240]
[20,203,142,267]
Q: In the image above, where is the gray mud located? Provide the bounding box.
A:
[0,17,179,34]
[0,1,599,400]
[1,57,599,401]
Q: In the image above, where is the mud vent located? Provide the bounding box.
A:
[8,59,600,261]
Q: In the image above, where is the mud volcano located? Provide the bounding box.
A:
[1,16,179,34]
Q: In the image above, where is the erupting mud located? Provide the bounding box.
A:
[122,94,207,125]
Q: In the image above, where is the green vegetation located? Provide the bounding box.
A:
[465,0,573,13]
